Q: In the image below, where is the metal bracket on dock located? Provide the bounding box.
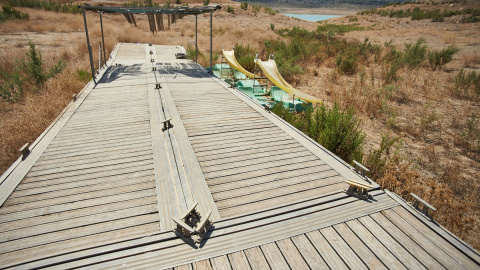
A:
[162,118,173,131]
[149,50,153,55]
[155,83,162,89]
[410,193,437,218]
[19,143,30,161]
[344,179,374,200]
[72,94,77,101]
[150,59,155,63]
[172,202,213,245]
[152,67,157,71]
[353,160,370,178]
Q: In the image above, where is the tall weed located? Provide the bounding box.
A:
[0,42,65,103]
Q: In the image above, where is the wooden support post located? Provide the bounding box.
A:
[19,143,30,161]
[410,193,437,218]
[209,11,213,74]
[99,11,106,66]
[82,8,96,84]
[195,15,198,63]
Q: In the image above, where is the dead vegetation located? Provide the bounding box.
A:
[0,0,479,249]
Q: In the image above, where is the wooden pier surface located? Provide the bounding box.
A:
[0,43,478,269]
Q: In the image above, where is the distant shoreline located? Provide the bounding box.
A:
[237,2,380,16]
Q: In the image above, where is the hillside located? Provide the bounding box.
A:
[0,0,479,249]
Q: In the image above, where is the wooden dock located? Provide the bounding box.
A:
[0,43,479,269]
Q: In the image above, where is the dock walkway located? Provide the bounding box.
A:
[0,43,478,269]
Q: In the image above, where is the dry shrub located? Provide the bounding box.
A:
[380,160,479,249]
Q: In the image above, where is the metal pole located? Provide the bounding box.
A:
[209,11,212,73]
[82,8,96,84]
[99,41,101,70]
[195,14,198,64]
[100,11,106,66]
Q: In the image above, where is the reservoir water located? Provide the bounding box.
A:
[282,14,343,22]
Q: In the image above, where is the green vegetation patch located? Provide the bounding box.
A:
[0,42,65,103]
[316,23,365,34]
[272,102,365,164]
[0,5,29,23]
[7,0,82,14]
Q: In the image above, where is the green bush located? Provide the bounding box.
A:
[272,102,365,164]
[0,42,65,103]
[0,5,29,22]
[316,23,365,34]
[233,43,256,73]
[7,0,81,14]
[364,133,400,179]
[403,38,427,69]
[76,69,91,83]
[454,69,480,99]
[336,53,358,75]
[203,0,209,6]
[240,2,248,10]
[428,45,459,71]
[270,23,274,31]
[226,5,234,14]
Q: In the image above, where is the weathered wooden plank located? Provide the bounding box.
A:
[193,259,212,270]
[28,149,152,174]
[0,223,160,269]
[219,182,345,217]
[0,212,158,255]
[5,173,154,206]
[320,226,367,270]
[0,195,156,232]
[160,74,220,220]
[17,163,153,191]
[1,181,155,214]
[260,242,290,270]
[290,234,329,270]
[41,133,151,156]
[370,212,445,269]
[332,223,387,269]
[346,219,406,269]
[203,154,318,181]
[306,230,348,269]
[202,148,313,174]
[213,168,337,200]
[276,238,310,270]
[392,206,480,269]
[244,246,270,269]
[208,160,327,192]
[358,215,427,269]
[193,137,296,157]
[215,174,342,209]
[382,208,467,269]
[45,191,385,269]
[0,189,156,224]
[0,204,157,246]
[196,140,296,164]
[35,141,152,166]
[228,251,252,270]
[19,156,153,186]
[210,255,232,270]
